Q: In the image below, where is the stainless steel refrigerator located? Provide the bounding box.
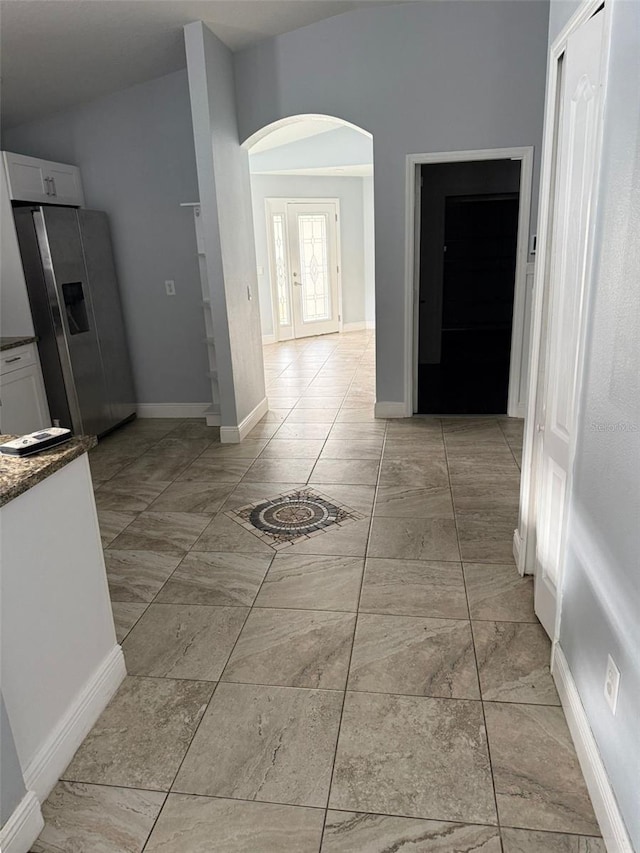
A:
[14,205,136,436]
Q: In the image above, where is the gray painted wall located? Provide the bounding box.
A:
[184,22,265,426]
[250,174,372,336]
[558,1,640,846]
[3,70,210,406]
[1,693,26,827]
[234,0,550,404]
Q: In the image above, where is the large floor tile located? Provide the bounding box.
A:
[374,485,454,518]
[31,780,165,853]
[222,608,356,689]
[329,692,496,824]
[156,551,272,606]
[192,513,276,553]
[385,419,443,440]
[378,456,449,488]
[328,422,386,440]
[104,550,183,602]
[348,614,479,699]
[275,422,333,439]
[311,483,376,515]
[464,563,535,622]
[115,454,191,483]
[89,454,133,483]
[220,480,306,512]
[243,457,317,483]
[94,479,170,512]
[150,437,214,460]
[201,439,269,460]
[311,458,380,486]
[147,480,236,513]
[173,682,342,807]
[285,407,339,423]
[63,676,213,791]
[97,510,136,547]
[144,795,325,852]
[472,621,559,704]
[254,554,363,611]
[446,450,520,485]
[111,601,147,642]
[177,457,252,483]
[360,558,468,618]
[109,511,211,552]
[322,811,501,852]
[368,516,460,561]
[456,511,518,563]
[500,828,606,852]
[484,703,600,834]
[320,439,383,460]
[260,438,325,458]
[122,603,248,680]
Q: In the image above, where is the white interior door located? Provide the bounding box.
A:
[533,10,604,638]
[286,202,340,338]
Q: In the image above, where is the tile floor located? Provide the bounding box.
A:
[31,331,605,852]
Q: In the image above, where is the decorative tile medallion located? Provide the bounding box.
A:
[225,487,365,550]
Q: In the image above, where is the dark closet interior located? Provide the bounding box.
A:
[417,159,521,414]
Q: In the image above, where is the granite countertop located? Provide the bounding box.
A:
[0,434,96,507]
[0,336,38,352]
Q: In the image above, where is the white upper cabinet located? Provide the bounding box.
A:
[2,151,84,206]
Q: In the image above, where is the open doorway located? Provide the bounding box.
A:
[418,159,520,414]
[407,147,533,419]
[243,115,375,346]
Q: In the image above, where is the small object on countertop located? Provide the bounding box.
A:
[0,428,73,457]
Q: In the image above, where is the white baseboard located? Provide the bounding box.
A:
[513,527,524,575]
[374,401,410,419]
[365,320,376,330]
[0,791,44,853]
[23,646,126,803]
[262,334,277,345]
[552,646,633,853]
[137,403,210,419]
[220,396,269,444]
[342,321,366,332]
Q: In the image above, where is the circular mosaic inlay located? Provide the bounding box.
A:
[249,494,338,537]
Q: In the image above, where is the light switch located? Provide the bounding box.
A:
[165,280,176,296]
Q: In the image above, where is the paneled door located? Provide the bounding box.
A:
[533,9,604,638]
[268,200,340,339]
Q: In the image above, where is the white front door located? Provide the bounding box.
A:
[533,9,604,638]
[268,200,340,340]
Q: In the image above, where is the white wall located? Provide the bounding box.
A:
[0,693,26,826]
[0,164,34,338]
[250,174,373,337]
[184,22,266,427]
[234,0,549,406]
[2,70,210,407]
[555,1,640,847]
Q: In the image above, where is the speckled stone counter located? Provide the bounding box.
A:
[0,434,96,507]
[0,336,37,352]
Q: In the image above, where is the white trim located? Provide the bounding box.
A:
[136,403,211,419]
[512,527,524,575]
[241,114,373,151]
[23,646,126,802]
[220,396,269,444]
[517,0,613,582]
[404,146,534,419]
[552,646,633,852]
[365,320,376,330]
[374,401,407,419]
[262,333,277,345]
[342,321,366,332]
[0,791,44,853]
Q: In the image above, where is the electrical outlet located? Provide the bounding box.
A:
[165,280,176,296]
[247,285,252,301]
[604,654,620,714]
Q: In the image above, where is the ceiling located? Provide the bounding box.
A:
[0,0,401,129]
[248,117,346,154]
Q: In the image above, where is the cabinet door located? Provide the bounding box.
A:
[47,163,85,206]
[0,364,51,435]
[2,152,50,203]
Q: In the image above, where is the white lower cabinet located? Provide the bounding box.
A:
[0,344,50,435]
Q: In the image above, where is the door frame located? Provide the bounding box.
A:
[515,0,612,603]
[265,197,343,342]
[404,146,534,418]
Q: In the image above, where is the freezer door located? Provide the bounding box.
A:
[35,207,112,435]
[78,210,136,426]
